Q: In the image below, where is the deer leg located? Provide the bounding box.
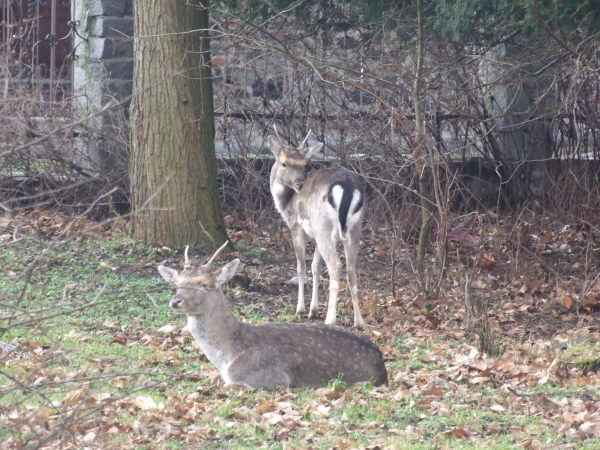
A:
[308,247,322,318]
[315,237,342,326]
[292,230,307,315]
[344,233,365,329]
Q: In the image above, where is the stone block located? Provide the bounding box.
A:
[102,59,134,80]
[89,0,127,17]
[105,79,134,104]
[88,37,105,60]
[89,17,134,38]
[73,66,87,91]
[89,62,109,79]
[89,37,133,60]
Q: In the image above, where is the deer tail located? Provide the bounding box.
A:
[328,179,362,242]
[338,222,348,241]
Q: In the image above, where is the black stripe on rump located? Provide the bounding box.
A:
[328,177,363,233]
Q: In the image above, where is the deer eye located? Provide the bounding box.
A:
[199,283,208,289]
[281,163,287,167]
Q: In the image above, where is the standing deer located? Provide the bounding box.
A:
[268,128,366,328]
[157,243,387,389]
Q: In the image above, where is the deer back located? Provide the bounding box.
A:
[226,322,387,388]
[296,167,364,236]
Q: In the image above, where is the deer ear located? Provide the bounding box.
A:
[158,265,179,284]
[268,136,282,156]
[215,259,240,287]
[304,143,323,160]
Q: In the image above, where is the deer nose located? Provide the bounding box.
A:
[294,178,304,190]
[170,296,184,309]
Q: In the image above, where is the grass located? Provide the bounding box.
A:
[557,340,600,373]
[1,231,599,449]
[1,235,172,332]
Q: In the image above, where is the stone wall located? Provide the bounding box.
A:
[73,0,133,108]
[72,0,133,173]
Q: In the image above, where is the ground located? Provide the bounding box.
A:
[0,209,599,449]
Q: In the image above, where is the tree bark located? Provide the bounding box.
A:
[413,0,431,283]
[129,0,228,249]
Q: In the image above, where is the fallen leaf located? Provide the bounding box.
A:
[534,395,560,411]
[62,389,87,406]
[82,432,96,442]
[412,293,426,309]
[421,386,445,399]
[392,388,410,400]
[314,404,331,418]
[470,376,489,384]
[282,231,293,247]
[262,412,283,425]
[583,295,597,309]
[479,254,496,271]
[254,399,276,415]
[113,334,127,345]
[157,324,174,334]
[443,427,469,440]
[99,261,116,271]
[135,395,158,410]
[563,293,573,310]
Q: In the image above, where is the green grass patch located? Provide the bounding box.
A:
[557,340,600,373]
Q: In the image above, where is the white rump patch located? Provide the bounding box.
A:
[330,185,344,210]
[346,189,363,229]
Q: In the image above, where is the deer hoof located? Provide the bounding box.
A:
[295,306,306,315]
[324,315,336,326]
[354,319,365,330]
[308,309,319,319]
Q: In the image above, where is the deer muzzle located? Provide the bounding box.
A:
[170,296,184,309]
[293,178,305,191]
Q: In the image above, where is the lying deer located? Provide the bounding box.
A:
[268,127,366,328]
[157,243,387,389]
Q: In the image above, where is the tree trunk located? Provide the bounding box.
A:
[129,0,228,249]
[413,0,431,283]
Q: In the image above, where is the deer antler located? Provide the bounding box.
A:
[273,124,282,144]
[183,245,192,270]
[204,240,230,269]
[299,129,312,149]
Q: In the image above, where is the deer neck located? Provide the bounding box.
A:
[270,176,298,226]
[186,292,242,373]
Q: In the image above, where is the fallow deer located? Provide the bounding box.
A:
[268,128,366,328]
[157,243,387,389]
